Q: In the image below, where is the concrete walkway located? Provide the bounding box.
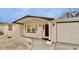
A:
[32,38,54,50]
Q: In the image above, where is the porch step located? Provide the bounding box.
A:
[42,38,49,40]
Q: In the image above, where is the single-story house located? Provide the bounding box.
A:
[0,22,32,49]
[0,23,21,36]
[1,15,79,50]
[13,15,54,41]
[13,15,79,44]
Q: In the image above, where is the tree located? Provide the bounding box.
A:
[59,8,79,19]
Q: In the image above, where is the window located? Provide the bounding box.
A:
[27,25,31,33]
[25,25,26,30]
[32,25,37,33]
[8,25,12,31]
[27,25,37,33]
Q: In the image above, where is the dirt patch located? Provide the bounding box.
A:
[0,35,31,50]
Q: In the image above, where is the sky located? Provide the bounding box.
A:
[0,8,79,23]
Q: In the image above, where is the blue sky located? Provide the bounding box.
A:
[0,8,79,23]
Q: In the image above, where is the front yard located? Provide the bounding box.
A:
[0,35,31,50]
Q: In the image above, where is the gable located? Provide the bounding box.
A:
[13,15,54,23]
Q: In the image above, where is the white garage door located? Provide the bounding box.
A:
[57,22,79,44]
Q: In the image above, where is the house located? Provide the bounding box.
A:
[0,22,32,49]
[13,15,79,50]
[1,15,79,50]
[0,23,21,36]
[13,15,54,41]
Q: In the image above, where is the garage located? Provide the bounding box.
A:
[56,21,79,44]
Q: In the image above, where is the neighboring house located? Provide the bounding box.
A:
[0,23,4,32]
[0,23,21,36]
[0,22,32,49]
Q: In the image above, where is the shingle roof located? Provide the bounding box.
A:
[13,15,54,23]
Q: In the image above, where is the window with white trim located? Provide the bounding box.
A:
[27,25,37,33]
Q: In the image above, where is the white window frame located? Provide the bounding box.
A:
[27,25,37,33]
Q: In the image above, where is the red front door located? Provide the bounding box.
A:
[45,24,49,36]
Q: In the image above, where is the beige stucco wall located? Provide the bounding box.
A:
[22,18,49,38]
[4,24,21,37]
[0,24,4,33]
[23,24,43,38]
[51,21,56,42]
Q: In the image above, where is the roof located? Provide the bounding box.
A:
[56,17,79,23]
[13,15,54,23]
[0,22,14,25]
[0,22,9,24]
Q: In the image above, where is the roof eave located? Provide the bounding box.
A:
[13,15,54,23]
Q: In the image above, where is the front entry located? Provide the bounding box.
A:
[45,24,49,37]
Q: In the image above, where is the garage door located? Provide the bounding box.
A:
[57,22,79,44]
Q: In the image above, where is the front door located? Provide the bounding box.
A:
[45,24,49,37]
